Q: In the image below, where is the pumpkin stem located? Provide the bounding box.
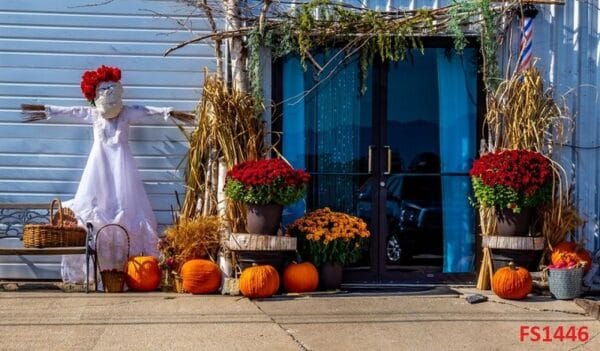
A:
[508,262,517,271]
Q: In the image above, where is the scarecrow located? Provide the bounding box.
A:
[22,65,194,283]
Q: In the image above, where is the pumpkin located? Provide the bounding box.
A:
[550,241,592,273]
[492,262,532,300]
[283,262,319,293]
[180,259,222,294]
[125,255,161,292]
[239,264,280,298]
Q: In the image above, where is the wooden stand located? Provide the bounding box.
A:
[478,235,545,290]
[227,233,296,251]
[224,233,297,295]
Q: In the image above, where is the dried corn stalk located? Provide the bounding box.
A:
[485,67,568,152]
[179,71,264,233]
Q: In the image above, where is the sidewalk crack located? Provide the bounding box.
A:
[488,299,588,316]
[250,300,311,351]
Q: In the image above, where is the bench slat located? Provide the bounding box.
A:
[0,247,86,255]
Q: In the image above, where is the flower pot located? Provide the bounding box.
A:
[246,204,283,235]
[496,208,532,236]
[483,235,545,272]
[491,249,543,272]
[236,250,290,275]
[319,262,343,290]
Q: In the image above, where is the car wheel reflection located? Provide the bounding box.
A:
[386,234,402,263]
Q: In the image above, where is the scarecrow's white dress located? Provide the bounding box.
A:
[44,105,172,283]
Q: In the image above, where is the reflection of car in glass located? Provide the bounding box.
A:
[356,153,443,264]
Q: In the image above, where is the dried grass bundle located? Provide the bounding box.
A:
[485,67,568,152]
[164,215,222,265]
[540,194,584,249]
[179,71,264,231]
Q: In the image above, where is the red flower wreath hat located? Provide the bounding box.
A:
[80,65,122,102]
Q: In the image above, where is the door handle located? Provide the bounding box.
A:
[383,145,392,175]
[368,145,375,174]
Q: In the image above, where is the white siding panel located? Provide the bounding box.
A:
[0,0,212,278]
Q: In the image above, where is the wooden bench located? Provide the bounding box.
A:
[0,203,96,292]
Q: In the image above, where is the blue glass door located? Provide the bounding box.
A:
[380,49,477,281]
[281,47,478,283]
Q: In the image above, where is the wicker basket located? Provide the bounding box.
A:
[100,270,126,293]
[95,224,130,293]
[174,276,185,293]
[548,267,583,300]
[23,198,86,248]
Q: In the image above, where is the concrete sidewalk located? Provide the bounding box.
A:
[0,288,598,351]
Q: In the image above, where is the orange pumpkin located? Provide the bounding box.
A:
[283,262,319,293]
[550,241,592,273]
[125,255,161,292]
[239,264,280,298]
[492,262,532,300]
[180,259,222,294]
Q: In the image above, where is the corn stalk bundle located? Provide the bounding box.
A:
[180,72,264,233]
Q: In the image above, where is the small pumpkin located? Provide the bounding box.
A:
[492,262,532,300]
[550,241,592,273]
[239,264,280,298]
[125,255,161,292]
[283,262,319,293]
[180,259,222,294]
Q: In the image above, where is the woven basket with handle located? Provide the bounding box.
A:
[96,224,130,293]
[22,198,86,248]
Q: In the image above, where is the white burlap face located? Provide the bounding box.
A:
[95,81,124,119]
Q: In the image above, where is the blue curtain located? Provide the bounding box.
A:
[436,49,477,272]
[282,56,307,226]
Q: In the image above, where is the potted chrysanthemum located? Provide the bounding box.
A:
[225,158,310,235]
[287,208,371,289]
[469,149,553,236]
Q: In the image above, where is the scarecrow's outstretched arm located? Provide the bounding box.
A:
[127,105,195,124]
[169,110,195,124]
[21,104,92,122]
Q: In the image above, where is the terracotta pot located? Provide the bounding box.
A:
[319,262,343,290]
[496,208,532,236]
[246,204,283,235]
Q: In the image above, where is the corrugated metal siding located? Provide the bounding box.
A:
[0,0,215,278]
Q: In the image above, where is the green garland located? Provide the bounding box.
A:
[247,0,503,105]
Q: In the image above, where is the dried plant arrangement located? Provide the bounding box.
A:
[541,192,585,250]
[476,65,577,289]
[178,72,264,233]
[484,67,567,153]
[162,215,222,268]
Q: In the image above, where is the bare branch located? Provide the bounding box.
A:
[258,0,272,35]
[68,0,115,9]
[164,28,251,57]
[198,0,224,79]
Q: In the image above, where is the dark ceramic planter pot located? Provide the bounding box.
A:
[490,249,544,272]
[319,262,343,290]
[236,250,293,275]
[496,208,532,236]
[246,204,283,235]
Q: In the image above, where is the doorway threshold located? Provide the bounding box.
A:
[339,283,460,296]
